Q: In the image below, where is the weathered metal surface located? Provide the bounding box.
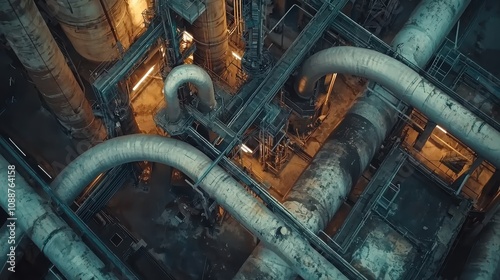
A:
[237,0,471,279]
[0,0,106,143]
[0,156,117,279]
[50,134,346,280]
[163,64,217,123]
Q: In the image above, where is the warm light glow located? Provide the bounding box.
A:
[182,31,194,42]
[241,144,253,153]
[436,125,447,134]
[232,51,242,60]
[8,138,26,156]
[133,65,155,91]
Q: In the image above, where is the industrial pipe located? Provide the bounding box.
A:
[0,222,23,273]
[0,0,107,144]
[0,156,117,279]
[50,134,346,280]
[190,0,229,74]
[461,209,500,279]
[237,0,471,278]
[164,64,217,123]
[295,47,500,167]
[46,0,135,62]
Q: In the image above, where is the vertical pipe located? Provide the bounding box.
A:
[0,0,107,144]
[190,0,229,74]
[0,156,117,279]
[46,0,135,62]
[235,0,471,278]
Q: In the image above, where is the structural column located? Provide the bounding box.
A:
[413,121,437,151]
[0,0,107,144]
[46,0,135,62]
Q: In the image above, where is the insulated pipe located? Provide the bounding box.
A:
[50,134,346,280]
[0,0,107,144]
[0,222,23,273]
[164,64,217,123]
[294,47,500,166]
[0,156,117,279]
[237,0,471,278]
[461,209,500,279]
[46,0,135,62]
[190,0,229,74]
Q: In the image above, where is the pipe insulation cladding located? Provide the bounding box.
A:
[163,64,217,123]
[190,0,229,74]
[461,209,500,280]
[296,47,500,167]
[50,135,346,280]
[46,0,135,62]
[0,156,117,279]
[237,0,471,278]
[0,0,107,144]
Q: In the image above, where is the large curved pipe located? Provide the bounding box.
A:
[190,0,228,74]
[0,156,116,279]
[461,209,500,279]
[164,64,217,123]
[50,134,346,280]
[295,46,500,167]
[0,0,107,143]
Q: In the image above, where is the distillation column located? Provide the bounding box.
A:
[0,0,107,144]
[46,0,135,62]
[190,0,229,74]
[235,0,471,278]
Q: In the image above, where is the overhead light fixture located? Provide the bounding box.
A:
[232,51,242,60]
[436,125,447,134]
[132,65,155,91]
[240,144,253,153]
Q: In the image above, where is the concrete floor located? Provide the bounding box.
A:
[107,163,257,279]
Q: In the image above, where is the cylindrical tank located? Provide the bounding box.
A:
[0,0,107,144]
[190,0,228,74]
[47,0,135,62]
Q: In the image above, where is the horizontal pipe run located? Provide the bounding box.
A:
[296,46,500,168]
[46,0,134,62]
[0,156,117,279]
[50,134,345,280]
[164,64,217,122]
